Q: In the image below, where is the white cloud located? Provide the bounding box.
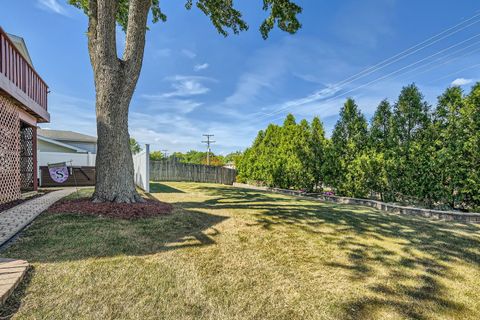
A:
[40,92,96,135]
[37,0,68,16]
[269,85,341,114]
[150,75,215,98]
[140,96,203,114]
[181,49,197,59]
[194,63,209,72]
[451,78,474,86]
[129,112,258,154]
[166,75,215,82]
[164,80,210,97]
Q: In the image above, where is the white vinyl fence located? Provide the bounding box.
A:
[133,144,150,192]
[38,151,96,167]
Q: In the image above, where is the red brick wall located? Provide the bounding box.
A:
[0,96,21,204]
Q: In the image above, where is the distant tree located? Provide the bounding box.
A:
[170,150,225,166]
[129,138,142,155]
[149,151,164,161]
[224,151,243,165]
[69,0,302,202]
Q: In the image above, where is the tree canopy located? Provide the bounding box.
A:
[150,150,241,167]
[129,138,142,154]
[69,0,302,39]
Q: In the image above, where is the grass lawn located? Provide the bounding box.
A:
[1,182,480,319]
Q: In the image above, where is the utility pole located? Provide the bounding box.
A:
[161,149,168,158]
[202,134,215,165]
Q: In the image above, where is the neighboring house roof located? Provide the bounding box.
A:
[7,33,34,66]
[38,136,90,153]
[38,129,97,143]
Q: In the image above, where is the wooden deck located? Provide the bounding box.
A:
[0,27,49,122]
[0,258,28,305]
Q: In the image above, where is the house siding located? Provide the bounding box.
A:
[63,141,97,154]
[38,139,78,153]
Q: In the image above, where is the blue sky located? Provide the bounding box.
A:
[1,1,479,154]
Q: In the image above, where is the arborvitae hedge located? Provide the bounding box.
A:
[237,83,480,211]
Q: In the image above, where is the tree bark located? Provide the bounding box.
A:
[86,0,151,203]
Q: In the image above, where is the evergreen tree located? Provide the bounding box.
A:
[237,82,479,211]
[310,117,327,191]
[369,99,392,151]
[462,83,480,210]
[391,84,431,201]
[279,114,300,188]
[433,86,467,208]
[263,124,284,187]
[392,84,430,146]
[330,98,368,196]
[296,119,315,191]
[368,99,395,201]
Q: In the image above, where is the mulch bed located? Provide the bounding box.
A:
[47,198,173,219]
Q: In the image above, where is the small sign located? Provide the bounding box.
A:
[48,162,69,183]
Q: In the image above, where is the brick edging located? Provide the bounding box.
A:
[232,183,480,223]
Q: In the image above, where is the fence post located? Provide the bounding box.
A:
[145,144,150,193]
[87,152,91,166]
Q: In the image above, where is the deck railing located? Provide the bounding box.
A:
[0,27,48,111]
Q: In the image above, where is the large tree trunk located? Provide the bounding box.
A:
[87,0,151,203]
[93,66,142,203]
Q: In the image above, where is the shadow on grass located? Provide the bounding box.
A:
[149,182,185,194]
[2,183,479,319]
[186,184,480,319]
[0,208,227,264]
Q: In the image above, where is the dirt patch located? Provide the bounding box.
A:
[48,198,173,219]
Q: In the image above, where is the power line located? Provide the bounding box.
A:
[391,39,480,81]
[264,37,480,124]
[251,12,480,122]
[202,134,215,166]
[430,62,480,84]
[397,45,480,82]
[258,33,480,124]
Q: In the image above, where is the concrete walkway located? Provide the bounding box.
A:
[0,189,75,304]
[0,188,76,247]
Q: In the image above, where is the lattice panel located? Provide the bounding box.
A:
[20,125,34,191]
[0,96,21,204]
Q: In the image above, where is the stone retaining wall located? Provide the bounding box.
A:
[232,183,480,223]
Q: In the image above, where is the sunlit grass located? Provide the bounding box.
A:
[1,182,479,319]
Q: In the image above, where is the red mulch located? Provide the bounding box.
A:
[48,198,173,219]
